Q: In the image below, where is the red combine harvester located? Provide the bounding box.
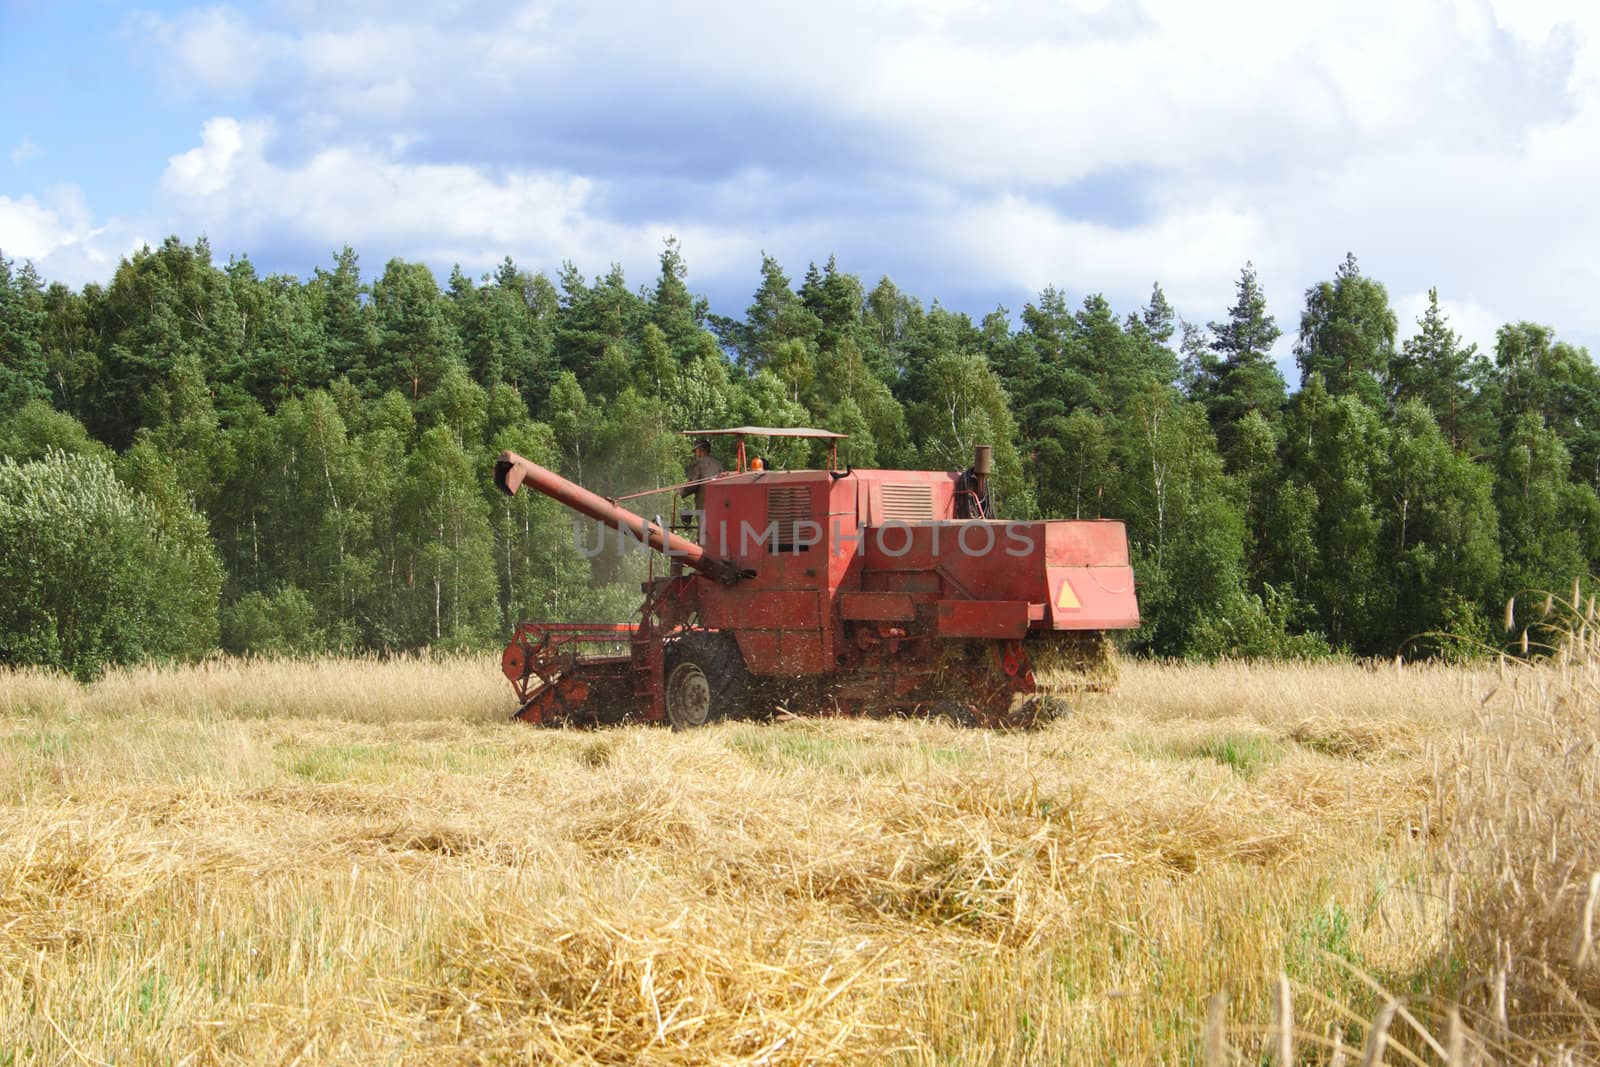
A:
[494,427,1139,729]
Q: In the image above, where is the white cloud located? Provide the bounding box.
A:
[0,185,129,285]
[946,193,1271,313]
[164,117,262,197]
[1396,290,1504,358]
[135,7,288,94]
[0,194,75,259]
[138,1,1581,180]
[101,1,1600,356]
[9,137,43,167]
[156,115,767,281]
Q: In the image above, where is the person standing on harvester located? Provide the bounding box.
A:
[680,437,722,536]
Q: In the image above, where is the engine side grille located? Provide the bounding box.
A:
[767,486,811,549]
[881,482,934,522]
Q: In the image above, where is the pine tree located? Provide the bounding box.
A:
[1141,282,1176,345]
[1202,262,1286,434]
[1495,412,1600,609]
[798,254,866,351]
[1389,289,1485,451]
[0,254,48,412]
[553,263,643,389]
[1295,253,1397,406]
[650,237,704,358]
[312,246,373,385]
[90,237,242,446]
[370,259,460,400]
[1122,282,1181,389]
[481,260,555,405]
[717,254,821,373]
[242,272,329,405]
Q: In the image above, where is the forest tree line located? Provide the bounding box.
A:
[1,236,1595,677]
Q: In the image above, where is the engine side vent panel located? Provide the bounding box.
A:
[767,486,812,551]
[881,483,934,522]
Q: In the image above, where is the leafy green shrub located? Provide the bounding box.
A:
[0,449,221,679]
[0,400,113,464]
[1411,593,1493,661]
[1185,585,1336,662]
[221,584,328,657]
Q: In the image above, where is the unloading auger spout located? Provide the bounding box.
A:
[493,450,746,584]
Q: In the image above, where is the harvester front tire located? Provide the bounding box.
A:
[664,632,751,731]
[929,698,980,727]
[1009,694,1073,729]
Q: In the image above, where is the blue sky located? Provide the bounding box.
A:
[3,0,1598,370]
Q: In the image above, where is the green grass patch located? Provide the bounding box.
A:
[419,740,513,776]
[3,720,93,760]
[281,739,512,782]
[283,742,401,782]
[136,970,170,1021]
[728,730,973,775]
[1150,732,1287,778]
[1287,900,1359,973]
[730,731,868,770]
[1281,890,1392,1032]
[916,742,972,767]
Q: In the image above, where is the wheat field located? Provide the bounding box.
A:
[1,654,1596,1064]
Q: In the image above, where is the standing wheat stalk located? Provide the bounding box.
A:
[1574,871,1600,968]
[1445,1005,1464,1065]
[1204,990,1229,1067]
[1359,1001,1397,1067]
[1272,973,1293,1066]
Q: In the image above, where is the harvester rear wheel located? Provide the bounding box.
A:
[664,632,751,731]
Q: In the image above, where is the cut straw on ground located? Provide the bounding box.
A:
[1,654,1595,1063]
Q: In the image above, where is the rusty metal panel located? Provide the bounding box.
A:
[936,600,1030,639]
[862,571,940,595]
[721,611,830,674]
[778,630,829,672]
[734,630,782,673]
[1045,519,1132,566]
[733,628,828,675]
[702,588,821,630]
[838,591,917,621]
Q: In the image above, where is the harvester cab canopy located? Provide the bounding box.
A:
[680,426,846,473]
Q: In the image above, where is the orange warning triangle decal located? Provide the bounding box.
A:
[1056,579,1080,610]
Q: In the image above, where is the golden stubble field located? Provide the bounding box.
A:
[1,655,1596,1065]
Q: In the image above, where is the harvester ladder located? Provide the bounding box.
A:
[631,625,665,722]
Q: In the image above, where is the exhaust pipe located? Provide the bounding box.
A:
[973,444,993,503]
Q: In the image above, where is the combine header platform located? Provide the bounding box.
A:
[494,428,1139,729]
